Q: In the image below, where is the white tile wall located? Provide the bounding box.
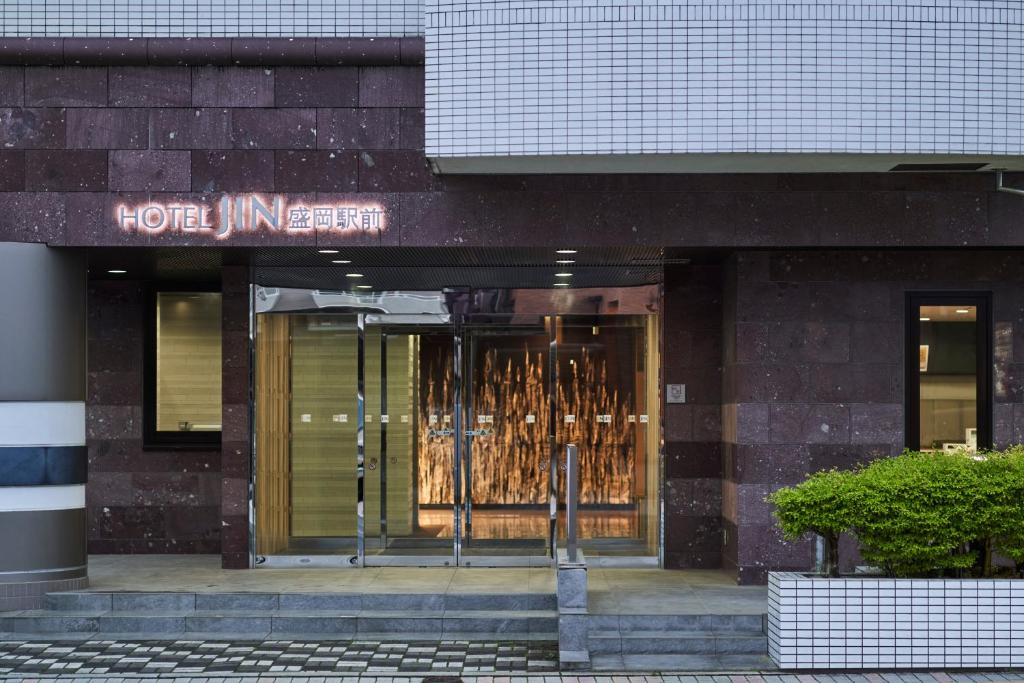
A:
[425,1,1024,160]
[0,0,423,37]
[768,572,1024,670]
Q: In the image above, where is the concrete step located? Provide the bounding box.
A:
[588,629,768,655]
[43,591,556,613]
[1,609,558,639]
[587,612,764,633]
[590,653,776,672]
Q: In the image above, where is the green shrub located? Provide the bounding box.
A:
[768,469,855,577]
[768,447,1024,578]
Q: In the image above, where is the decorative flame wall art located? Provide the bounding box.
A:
[417,331,643,506]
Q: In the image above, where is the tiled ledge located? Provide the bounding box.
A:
[0,37,424,66]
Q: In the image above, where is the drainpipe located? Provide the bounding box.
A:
[996,170,1024,197]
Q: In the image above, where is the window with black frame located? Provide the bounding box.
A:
[906,293,992,452]
[144,289,223,448]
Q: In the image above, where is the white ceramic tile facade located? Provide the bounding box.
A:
[425,1,1024,160]
[768,572,1024,670]
[0,0,423,37]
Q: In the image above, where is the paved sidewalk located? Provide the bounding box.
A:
[1,673,1024,682]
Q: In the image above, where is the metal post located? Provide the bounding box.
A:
[566,443,579,564]
[355,313,366,566]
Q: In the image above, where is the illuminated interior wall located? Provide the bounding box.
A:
[156,292,222,432]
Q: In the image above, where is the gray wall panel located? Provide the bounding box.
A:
[0,243,86,402]
[0,508,87,575]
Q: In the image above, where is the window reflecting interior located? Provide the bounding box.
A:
[918,305,978,452]
[155,292,222,433]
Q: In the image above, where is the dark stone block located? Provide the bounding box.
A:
[0,108,65,148]
[109,67,191,106]
[665,477,721,517]
[0,192,65,243]
[150,108,232,149]
[664,404,692,442]
[88,370,142,406]
[850,403,902,446]
[0,67,24,106]
[766,322,850,363]
[66,192,151,246]
[192,66,274,107]
[87,405,141,440]
[0,151,24,190]
[0,38,63,66]
[275,150,358,192]
[664,515,722,554]
[357,150,436,192]
[165,505,221,539]
[85,472,134,506]
[664,441,722,479]
[63,38,148,66]
[316,107,399,149]
[67,108,147,149]
[109,150,191,191]
[732,402,771,445]
[192,150,274,191]
[728,443,811,487]
[734,323,769,363]
[809,363,900,403]
[664,551,722,569]
[769,403,850,445]
[849,320,902,363]
[231,108,316,149]
[400,38,425,65]
[231,38,316,66]
[131,472,220,506]
[275,67,358,107]
[26,150,107,191]
[315,38,402,66]
[358,66,424,107]
[149,38,233,66]
[731,363,809,403]
[693,404,722,441]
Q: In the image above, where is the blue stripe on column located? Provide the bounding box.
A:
[0,446,87,486]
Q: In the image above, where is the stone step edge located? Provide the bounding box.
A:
[15,609,558,618]
[589,630,767,639]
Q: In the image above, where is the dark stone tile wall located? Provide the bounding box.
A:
[220,266,251,569]
[722,250,1024,584]
[87,281,221,553]
[662,264,724,569]
[0,65,1022,249]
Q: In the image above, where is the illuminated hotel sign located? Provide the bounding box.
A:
[116,194,386,240]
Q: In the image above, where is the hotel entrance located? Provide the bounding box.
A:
[252,284,661,567]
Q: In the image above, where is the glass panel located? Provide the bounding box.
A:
[365,326,455,558]
[460,324,552,558]
[254,314,359,557]
[918,305,978,452]
[155,292,222,432]
[557,315,660,556]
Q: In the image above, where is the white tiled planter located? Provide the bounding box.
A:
[768,571,1024,670]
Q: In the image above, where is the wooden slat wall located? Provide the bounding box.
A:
[255,314,291,555]
[156,292,222,432]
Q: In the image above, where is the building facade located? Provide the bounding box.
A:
[0,1,1022,605]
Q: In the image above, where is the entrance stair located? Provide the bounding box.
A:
[587,613,771,671]
[0,591,558,641]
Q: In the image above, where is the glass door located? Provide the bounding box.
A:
[555,315,661,560]
[363,320,457,565]
[254,307,459,567]
[458,322,554,566]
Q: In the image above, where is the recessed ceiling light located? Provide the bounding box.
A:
[555,272,573,277]
[107,269,127,274]
[554,283,570,287]
[356,285,373,289]
[955,309,971,314]
[318,249,339,254]
[332,259,352,264]
[919,317,931,321]
[556,259,575,264]
[556,249,578,255]
[345,273,364,278]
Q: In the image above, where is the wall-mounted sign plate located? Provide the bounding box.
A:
[667,384,686,403]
